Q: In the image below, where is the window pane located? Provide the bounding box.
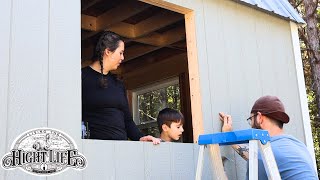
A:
[137,84,180,137]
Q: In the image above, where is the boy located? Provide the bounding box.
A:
[157,108,184,142]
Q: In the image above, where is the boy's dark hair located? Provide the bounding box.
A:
[157,108,184,133]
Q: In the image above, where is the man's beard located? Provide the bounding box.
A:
[252,117,261,129]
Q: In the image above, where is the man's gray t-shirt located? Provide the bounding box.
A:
[246,134,317,180]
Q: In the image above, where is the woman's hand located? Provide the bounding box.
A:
[139,135,161,145]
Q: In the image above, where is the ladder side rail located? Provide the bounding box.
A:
[249,140,259,180]
[259,142,281,180]
[195,145,205,180]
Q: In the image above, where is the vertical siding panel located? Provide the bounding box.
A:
[165,0,214,135]
[203,0,240,179]
[171,143,195,180]
[232,5,262,180]
[114,141,144,180]
[47,0,81,179]
[0,0,11,179]
[202,0,229,132]
[144,143,171,180]
[201,0,309,179]
[255,13,278,95]
[267,18,300,135]
[48,0,81,140]
[267,18,305,142]
[189,0,213,135]
[152,0,310,179]
[240,6,264,114]
[223,2,249,179]
[82,141,116,180]
[5,0,49,179]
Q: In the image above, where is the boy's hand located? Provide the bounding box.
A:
[219,112,233,132]
[139,135,161,145]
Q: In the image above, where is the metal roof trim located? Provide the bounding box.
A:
[233,0,305,24]
[278,0,305,24]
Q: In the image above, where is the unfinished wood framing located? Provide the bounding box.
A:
[81,0,203,142]
[81,0,204,143]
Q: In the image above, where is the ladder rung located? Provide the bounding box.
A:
[198,129,270,145]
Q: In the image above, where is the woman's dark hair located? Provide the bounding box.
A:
[94,31,124,88]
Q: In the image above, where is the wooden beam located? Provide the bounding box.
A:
[124,26,186,62]
[179,72,193,143]
[209,145,228,180]
[81,14,96,31]
[125,44,157,62]
[169,40,186,50]
[81,0,102,11]
[82,22,135,40]
[123,53,187,78]
[131,25,185,47]
[81,1,150,40]
[83,14,183,41]
[160,26,185,45]
[139,0,192,14]
[82,26,186,61]
[133,32,163,46]
[96,1,150,30]
[123,53,188,89]
[107,22,135,38]
[185,12,204,143]
[133,11,183,38]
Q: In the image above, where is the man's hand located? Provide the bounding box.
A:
[219,112,249,161]
[139,135,161,145]
[219,112,233,132]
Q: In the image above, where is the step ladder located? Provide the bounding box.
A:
[195,129,281,180]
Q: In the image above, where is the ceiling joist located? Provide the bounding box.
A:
[81,0,186,64]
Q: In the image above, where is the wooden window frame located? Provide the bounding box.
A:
[139,0,204,142]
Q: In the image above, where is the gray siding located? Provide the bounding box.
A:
[1,0,48,179]
[166,0,310,179]
[81,141,199,180]
[47,0,82,179]
[0,0,11,179]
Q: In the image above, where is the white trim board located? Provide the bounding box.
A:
[289,21,317,172]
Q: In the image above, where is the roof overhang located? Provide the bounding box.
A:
[233,0,305,24]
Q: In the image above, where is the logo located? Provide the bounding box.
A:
[1,128,87,176]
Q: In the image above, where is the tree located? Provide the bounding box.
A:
[289,0,320,176]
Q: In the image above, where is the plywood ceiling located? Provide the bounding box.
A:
[81,0,187,69]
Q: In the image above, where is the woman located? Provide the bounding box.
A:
[82,31,159,144]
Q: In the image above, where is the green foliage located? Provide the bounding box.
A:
[307,91,320,174]
[291,0,320,176]
[137,84,180,137]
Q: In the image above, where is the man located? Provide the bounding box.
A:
[219,95,317,180]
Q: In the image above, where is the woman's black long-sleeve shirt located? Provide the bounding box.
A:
[82,66,143,140]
